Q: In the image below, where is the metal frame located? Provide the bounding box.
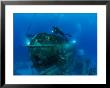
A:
[1,1,109,88]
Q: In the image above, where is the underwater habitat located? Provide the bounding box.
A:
[14,13,97,75]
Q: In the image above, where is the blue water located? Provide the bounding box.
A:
[14,13,97,75]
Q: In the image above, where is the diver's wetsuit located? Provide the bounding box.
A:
[52,26,65,37]
[52,26,72,42]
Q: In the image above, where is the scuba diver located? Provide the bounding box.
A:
[52,26,72,38]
